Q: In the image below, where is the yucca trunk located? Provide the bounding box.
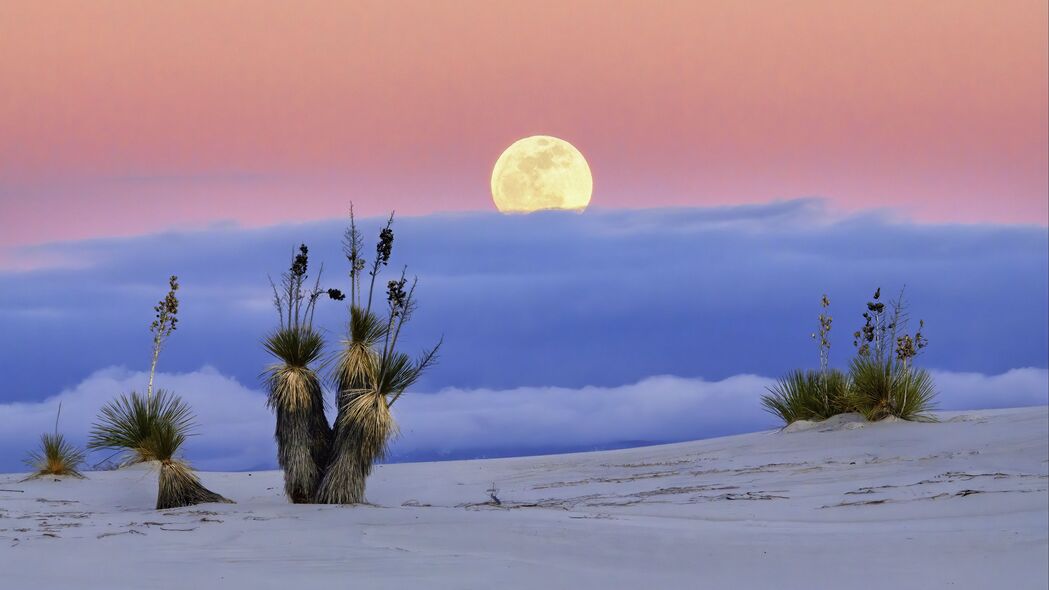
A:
[316,390,393,504]
[274,389,332,503]
[157,460,233,510]
[315,308,387,504]
[265,326,333,503]
[314,415,366,504]
[315,379,370,504]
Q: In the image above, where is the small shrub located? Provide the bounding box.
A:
[25,432,86,479]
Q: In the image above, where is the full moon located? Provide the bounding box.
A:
[491,135,593,213]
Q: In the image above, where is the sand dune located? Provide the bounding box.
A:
[2,406,1046,589]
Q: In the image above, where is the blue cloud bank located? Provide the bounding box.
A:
[0,200,1045,470]
[1,366,1044,472]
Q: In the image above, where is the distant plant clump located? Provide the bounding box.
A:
[264,205,440,504]
[88,276,232,509]
[762,288,936,425]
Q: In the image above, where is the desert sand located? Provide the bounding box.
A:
[2,406,1046,589]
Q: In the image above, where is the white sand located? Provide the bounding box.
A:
[2,406,1046,589]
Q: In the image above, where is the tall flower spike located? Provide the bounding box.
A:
[147,275,180,399]
[377,227,394,267]
[291,244,309,278]
[365,213,396,313]
[387,277,408,317]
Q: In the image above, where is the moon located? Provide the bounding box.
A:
[491,135,593,213]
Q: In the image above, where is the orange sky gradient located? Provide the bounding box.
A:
[1,0,1046,252]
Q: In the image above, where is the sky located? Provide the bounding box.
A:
[0,2,1046,470]
[1,0,1047,260]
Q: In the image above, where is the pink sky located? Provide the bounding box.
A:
[1,0,1046,252]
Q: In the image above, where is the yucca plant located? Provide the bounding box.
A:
[762,369,853,424]
[768,288,937,425]
[88,389,187,463]
[89,276,232,508]
[849,289,936,421]
[315,211,439,504]
[25,433,86,479]
[87,276,182,467]
[25,403,86,479]
[319,331,438,504]
[25,402,86,479]
[762,370,812,424]
[763,295,854,425]
[264,244,342,503]
[90,389,231,508]
[849,358,936,422]
[148,418,232,510]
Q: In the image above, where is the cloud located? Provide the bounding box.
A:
[0,367,275,472]
[0,200,1046,407]
[2,365,1044,473]
[393,373,779,460]
[930,367,1049,411]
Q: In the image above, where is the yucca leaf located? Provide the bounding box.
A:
[88,389,194,463]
